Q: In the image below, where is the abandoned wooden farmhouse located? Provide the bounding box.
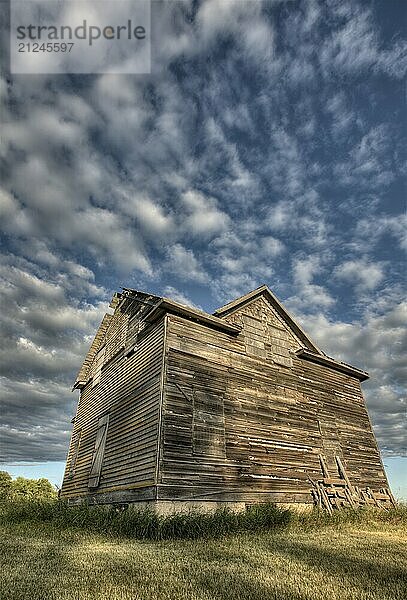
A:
[61,285,394,512]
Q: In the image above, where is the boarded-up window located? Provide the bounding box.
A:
[243,315,267,359]
[68,429,81,479]
[88,414,109,489]
[267,325,293,367]
[193,390,226,458]
[92,346,105,387]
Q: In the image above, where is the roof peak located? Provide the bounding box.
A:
[214,284,322,354]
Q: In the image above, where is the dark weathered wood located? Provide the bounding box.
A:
[319,455,330,479]
[61,294,165,501]
[336,455,354,493]
[158,293,390,505]
[61,286,392,508]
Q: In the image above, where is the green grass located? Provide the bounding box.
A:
[0,499,293,539]
[1,503,406,600]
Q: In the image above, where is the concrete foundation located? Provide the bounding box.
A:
[130,500,247,516]
[124,500,313,516]
[67,494,314,515]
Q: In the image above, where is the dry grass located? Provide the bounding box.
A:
[1,515,406,600]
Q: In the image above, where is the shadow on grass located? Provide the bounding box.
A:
[1,526,72,600]
[193,571,314,600]
[172,530,407,600]
[2,522,407,600]
[264,536,407,598]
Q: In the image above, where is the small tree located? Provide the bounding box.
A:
[0,471,12,501]
[11,477,57,500]
[35,478,58,500]
[0,471,57,502]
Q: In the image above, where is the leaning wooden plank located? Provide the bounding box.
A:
[360,490,375,505]
[344,486,356,508]
[308,477,322,508]
[311,488,321,508]
[367,488,381,508]
[319,485,333,514]
[384,487,397,507]
[319,454,330,478]
[335,456,355,493]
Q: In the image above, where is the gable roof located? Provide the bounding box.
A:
[213,284,322,354]
[214,285,369,381]
[73,285,369,388]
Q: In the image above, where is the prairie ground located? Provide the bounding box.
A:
[1,519,406,600]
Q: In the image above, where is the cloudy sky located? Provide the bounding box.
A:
[1,0,406,496]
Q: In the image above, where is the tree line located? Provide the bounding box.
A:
[0,471,57,501]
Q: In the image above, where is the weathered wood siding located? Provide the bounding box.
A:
[158,297,387,503]
[61,310,165,502]
[75,314,112,384]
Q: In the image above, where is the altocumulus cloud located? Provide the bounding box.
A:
[0,0,406,462]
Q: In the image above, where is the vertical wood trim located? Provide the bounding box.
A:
[155,315,167,496]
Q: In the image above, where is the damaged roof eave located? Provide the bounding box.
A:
[296,348,369,381]
[144,298,241,335]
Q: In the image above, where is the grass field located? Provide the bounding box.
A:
[1,508,406,600]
